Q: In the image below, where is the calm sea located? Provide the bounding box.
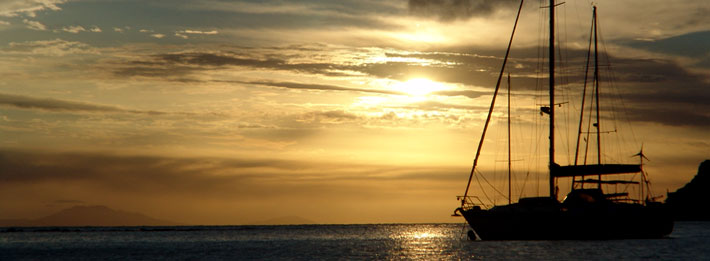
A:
[1,222,708,260]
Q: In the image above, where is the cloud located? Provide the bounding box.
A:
[432,90,486,98]
[0,92,167,115]
[621,31,710,68]
[401,100,486,111]
[113,27,124,32]
[241,80,402,95]
[0,147,469,224]
[115,52,356,78]
[0,148,460,197]
[5,39,98,56]
[186,0,403,31]
[108,45,709,129]
[298,110,362,124]
[628,107,710,127]
[62,25,86,33]
[22,19,47,31]
[150,33,165,39]
[89,26,101,32]
[173,29,218,39]
[0,0,65,17]
[408,0,519,21]
[178,29,218,35]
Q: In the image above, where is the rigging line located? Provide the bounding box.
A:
[597,15,639,152]
[575,10,594,166]
[519,171,531,200]
[476,169,509,201]
[593,6,602,173]
[622,172,638,194]
[462,0,525,204]
[555,4,573,165]
[474,170,493,205]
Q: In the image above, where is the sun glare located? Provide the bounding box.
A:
[393,78,446,96]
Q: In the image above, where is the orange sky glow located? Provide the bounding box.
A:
[0,0,708,225]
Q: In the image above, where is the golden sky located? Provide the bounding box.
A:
[1,0,709,224]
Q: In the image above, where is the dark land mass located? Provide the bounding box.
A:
[666,160,710,221]
[0,205,181,227]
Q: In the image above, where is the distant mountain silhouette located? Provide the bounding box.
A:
[666,160,710,221]
[0,205,180,227]
[249,216,317,225]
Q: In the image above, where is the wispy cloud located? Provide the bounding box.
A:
[0,0,65,17]
[178,29,218,35]
[408,0,519,21]
[89,26,101,32]
[0,148,462,204]
[5,39,98,56]
[62,25,86,33]
[0,92,166,115]
[240,80,403,95]
[173,29,218,39]
[22,19,47,31]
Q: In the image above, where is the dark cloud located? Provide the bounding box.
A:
[399,100,488,111]
[299,110,362,124]
[621,31,710,68]
[115,52,356,79]
[0,149,461,199]
[604,57,710,127]
[156,52,357,77]
[116,49,516,88]
[238,80,403,95]
[432,90,487,98]
[627,107,710,127]
[408,0,520,21]
[0,93,167,115]
[0,149,296,192]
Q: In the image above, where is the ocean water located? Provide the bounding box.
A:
[1,222,708,260]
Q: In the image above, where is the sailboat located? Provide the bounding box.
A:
[453,1,674,240]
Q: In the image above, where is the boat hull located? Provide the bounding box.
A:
[460,201,673,240]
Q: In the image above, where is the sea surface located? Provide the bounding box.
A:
[1,222,708,260]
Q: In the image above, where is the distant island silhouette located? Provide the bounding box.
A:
[666,160,710,221]
[0,205,180,227]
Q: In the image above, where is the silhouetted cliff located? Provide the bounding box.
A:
[666,160,710,221]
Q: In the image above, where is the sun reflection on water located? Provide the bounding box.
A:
[413,232,433,239]
[379,225,461,259]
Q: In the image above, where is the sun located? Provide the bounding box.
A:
[393,78,446,96]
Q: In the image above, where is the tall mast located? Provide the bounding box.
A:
[548,0,556,199]
[507,73,512,204]
[593,6,602,188]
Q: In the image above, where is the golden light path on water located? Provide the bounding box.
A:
[381,224,467,259]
